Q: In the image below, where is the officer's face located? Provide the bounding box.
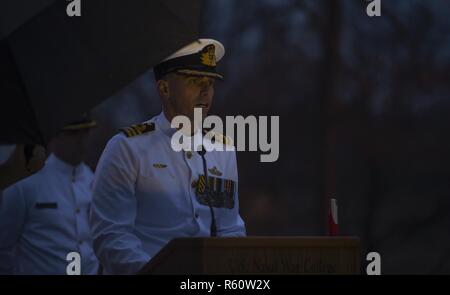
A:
[50,129,91,166]
[160,73,215,122]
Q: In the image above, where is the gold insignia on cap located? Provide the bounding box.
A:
[200,44,216,67]
[119,122,155,138]
[208,166,223,177]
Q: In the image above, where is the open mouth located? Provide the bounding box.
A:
[195,103,209,109]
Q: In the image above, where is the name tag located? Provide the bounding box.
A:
[35,202,58,209]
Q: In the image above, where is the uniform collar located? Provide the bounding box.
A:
[46,153,85,179]
[157,112,202,136]
[157,111,204,151]
[157,111,177,138]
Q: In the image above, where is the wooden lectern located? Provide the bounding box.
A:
[139,237,360,274]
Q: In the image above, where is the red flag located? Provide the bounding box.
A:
[328,198,339,236]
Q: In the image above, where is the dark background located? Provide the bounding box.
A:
[77,0,450,274]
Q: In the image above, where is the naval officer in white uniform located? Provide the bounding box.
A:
[90,39,246,274]
[0,116,99,274]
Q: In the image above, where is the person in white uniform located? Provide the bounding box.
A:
[90,39,246,274]
[0,116,99,274]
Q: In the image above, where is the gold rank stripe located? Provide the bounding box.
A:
[119,123,155,138]
[130,125,140,136]
[62,121,97,131]
[126,127,136,137]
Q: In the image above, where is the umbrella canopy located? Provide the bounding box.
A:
[0,0,201,144]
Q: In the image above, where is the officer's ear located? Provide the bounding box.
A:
[156,79,170,99]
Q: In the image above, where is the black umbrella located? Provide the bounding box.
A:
[0,0,201,144]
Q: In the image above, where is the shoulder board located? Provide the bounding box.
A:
[119,122,155,138]
[203,129,233,146]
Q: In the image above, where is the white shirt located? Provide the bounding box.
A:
[0,154,99,274]
[90,112,246,274]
